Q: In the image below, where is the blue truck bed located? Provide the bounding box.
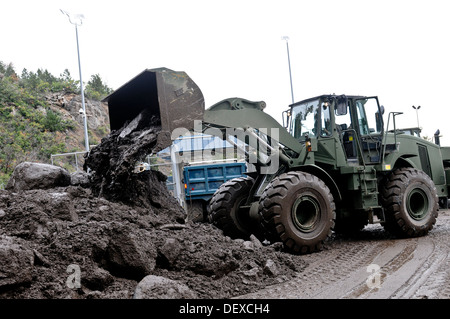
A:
[183,162,246,201]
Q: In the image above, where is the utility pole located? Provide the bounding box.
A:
[282,36,294,104]
[61,9,90,152]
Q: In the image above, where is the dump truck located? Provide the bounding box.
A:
[183,162,247,221]
[184,162,247,202]
[104,68,450,254]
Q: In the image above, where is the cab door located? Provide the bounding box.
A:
[354,97,384,164]
[335,98,358,164]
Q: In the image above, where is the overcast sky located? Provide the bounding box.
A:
[2,0,449,144]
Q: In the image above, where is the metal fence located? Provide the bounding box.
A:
[50,151,88,172]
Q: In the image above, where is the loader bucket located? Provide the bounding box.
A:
[103,68,205,149]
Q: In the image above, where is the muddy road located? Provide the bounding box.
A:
[237,209,450,299]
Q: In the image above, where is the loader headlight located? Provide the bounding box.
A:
[306,140,312,152]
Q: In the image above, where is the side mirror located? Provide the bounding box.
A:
[282,109,291,129]
[380,105,385,115]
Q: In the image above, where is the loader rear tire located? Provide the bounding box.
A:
[259,171,336,254]
[380,167,438,237]
[208,176,255,239]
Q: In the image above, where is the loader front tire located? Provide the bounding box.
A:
[380,167,438,237]
[259,171,336,254]
[208,176,255,239]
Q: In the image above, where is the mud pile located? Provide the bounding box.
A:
[83,111,185,224]
[0,110,306,299]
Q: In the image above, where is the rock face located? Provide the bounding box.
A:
[6,162,71,191]
[46,92,110,133]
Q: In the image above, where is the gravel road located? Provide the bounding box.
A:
[237,209,450,299]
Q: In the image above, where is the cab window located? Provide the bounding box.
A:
[355,98,382,135]
[320,102,332,137]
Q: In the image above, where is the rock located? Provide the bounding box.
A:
[159,238,180,266]
[263,259,279,277]
[249,234,263,248]
[242,241,254,251]
[0,236,34,289]
[82,267,114,291]
[242,267,260,277]
[33,249,51,267]
[99,225,157,280]
[133,275,198,299]
[6,162,71,191]
[47,192,78,222]
[239,237,263,251]
[70,171,90,187]
[118,110,148,139]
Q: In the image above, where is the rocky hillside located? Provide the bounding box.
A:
[0,62,111,187]
[44,91,111,159]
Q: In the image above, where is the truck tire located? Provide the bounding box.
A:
[380,167,438,237]
[259,171,336,254]
[208,176,255,239]
[186,200,207,222]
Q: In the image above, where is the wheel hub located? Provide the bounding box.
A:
[406,188,429,220]
[291,195,320,232]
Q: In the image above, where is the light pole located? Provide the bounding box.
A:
[412,105,421,128]
[282,36,295,104]
[61,9,90,152]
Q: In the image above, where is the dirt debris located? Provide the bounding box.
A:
[0,109,306,299]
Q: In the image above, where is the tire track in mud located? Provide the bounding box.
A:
[343,238,421,298]
[349,212,450,299]
[395,245,450,299]
[398,214,450,299]
[236,234,388,299]
[236,211,450,299]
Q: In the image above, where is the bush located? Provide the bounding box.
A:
[85,74,113,101]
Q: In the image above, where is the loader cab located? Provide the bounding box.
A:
[288,95,384,165]
[289,96,333,141]
[336,96,385,164]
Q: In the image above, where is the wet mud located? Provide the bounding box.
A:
[0,110,306,299]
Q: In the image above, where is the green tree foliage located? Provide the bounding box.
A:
[43,109,75,132]
[85,73,113,101]
[20,68,79,93]
[0,61,17,79]
[0,60,111,185]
